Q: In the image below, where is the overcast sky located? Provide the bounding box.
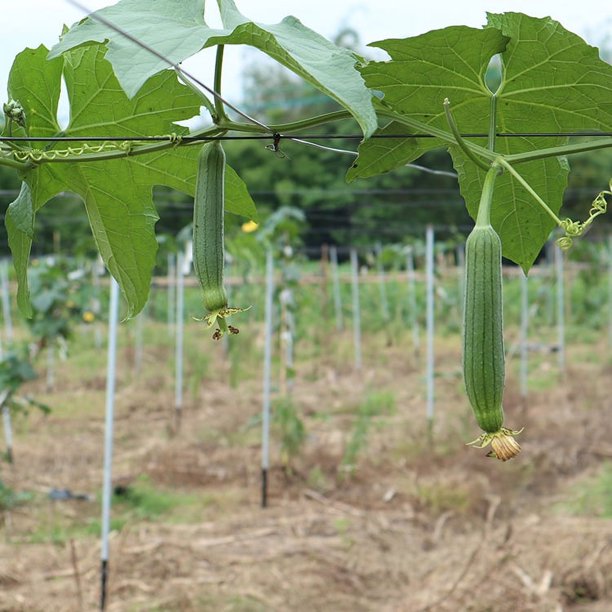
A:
[2,0,611,119]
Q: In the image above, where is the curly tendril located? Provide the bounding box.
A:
[165,133,183,145]
[556,180,610,250]
[9,134,185,162]
[11,141,131,162]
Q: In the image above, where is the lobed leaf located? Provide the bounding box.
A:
[49,0,377,137]
[350,26,506,181]
[351,13,612,270]
[5,183,34,317]
[5,43,255,318]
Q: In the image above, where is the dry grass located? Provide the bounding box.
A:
[0,324,611,611]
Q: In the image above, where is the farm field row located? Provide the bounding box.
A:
[0,289,611,610]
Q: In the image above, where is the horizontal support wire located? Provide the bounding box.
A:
[1,132,612,144]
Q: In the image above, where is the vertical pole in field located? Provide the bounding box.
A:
[174,251,185,432]
[222,254,232,356]
[330,246,344,332]
[134,306,145,375]
[261,249,274,508]
[167,253,176,335]
[425,226,435,436]
[91,260,103,350]
[1,394,13,464]
[100,277,120,612]
[546,241,555,327]
[1,260,14,464]
[406,247,420,355]
[608,235,612,351]
[350,248,362,370]
[319,244,330,344]
[279,288,294,396]
[0,265,4,358]
[519,272,529,400]
[375,243,390,323]
[224,249,232,303]
[46,344,55,392]
[456,244,465,318]
[1,261,13,345]
[555,243,565,372]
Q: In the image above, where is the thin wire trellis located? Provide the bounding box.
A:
[1,131,612,144]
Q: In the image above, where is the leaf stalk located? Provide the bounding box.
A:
[444,98,491,171]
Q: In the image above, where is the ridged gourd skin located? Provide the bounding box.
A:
[193,141,228,313]
[463,224,505,433]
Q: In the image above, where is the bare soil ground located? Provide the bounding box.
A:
[1,323,611,611]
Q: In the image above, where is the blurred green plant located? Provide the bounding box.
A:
[274,396,306,471]
[341,390,396,478]
[27,257,95,350]
[0,479,32,510]
[0,348,50,419]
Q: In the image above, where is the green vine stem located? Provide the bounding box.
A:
[488,94,497,151]
[443,98,491,171]
[2,103,612,171]
[219,110,353,134]
[379,105,498,163]
[475,161,502,226]
[495,157,563,226]
[506,137,612,165]
[0,154,29,171]
[176,73,216,120]
[213,45,229,124]
[1,126,225,167]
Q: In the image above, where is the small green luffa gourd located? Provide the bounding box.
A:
[463,165,522,460]
[193,141,248,339]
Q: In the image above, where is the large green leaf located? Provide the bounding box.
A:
[349,26,506,181]
[351,13,612,269]
[487,12,612,131]
[49,0,216,97]
[6,183,34,317]
[48,0,376,137]
[5,44,256,317]
[451,146,569,272]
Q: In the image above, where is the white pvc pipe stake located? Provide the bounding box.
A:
[425,226,435,425]
[46,344,55,392]
[329,246,343,332]
[547,242,555,327]
[174,251,185,421]
[261,249,274,507]
[1,261,13,344]
[1,261,14,463]
[280,288,294,393]
[406,247,420,353]
[350,248,362,370]
[167,253,176,334]
[555,243,565,371]
[608,235,612,351]
[375,243,390,322]
[2,404,14,464]
[519,272,529,398]
[222,257,232,355]
[134,306,145,374]
[456,244,465,317]
[100,277,120,610]
[91,263,103,350]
